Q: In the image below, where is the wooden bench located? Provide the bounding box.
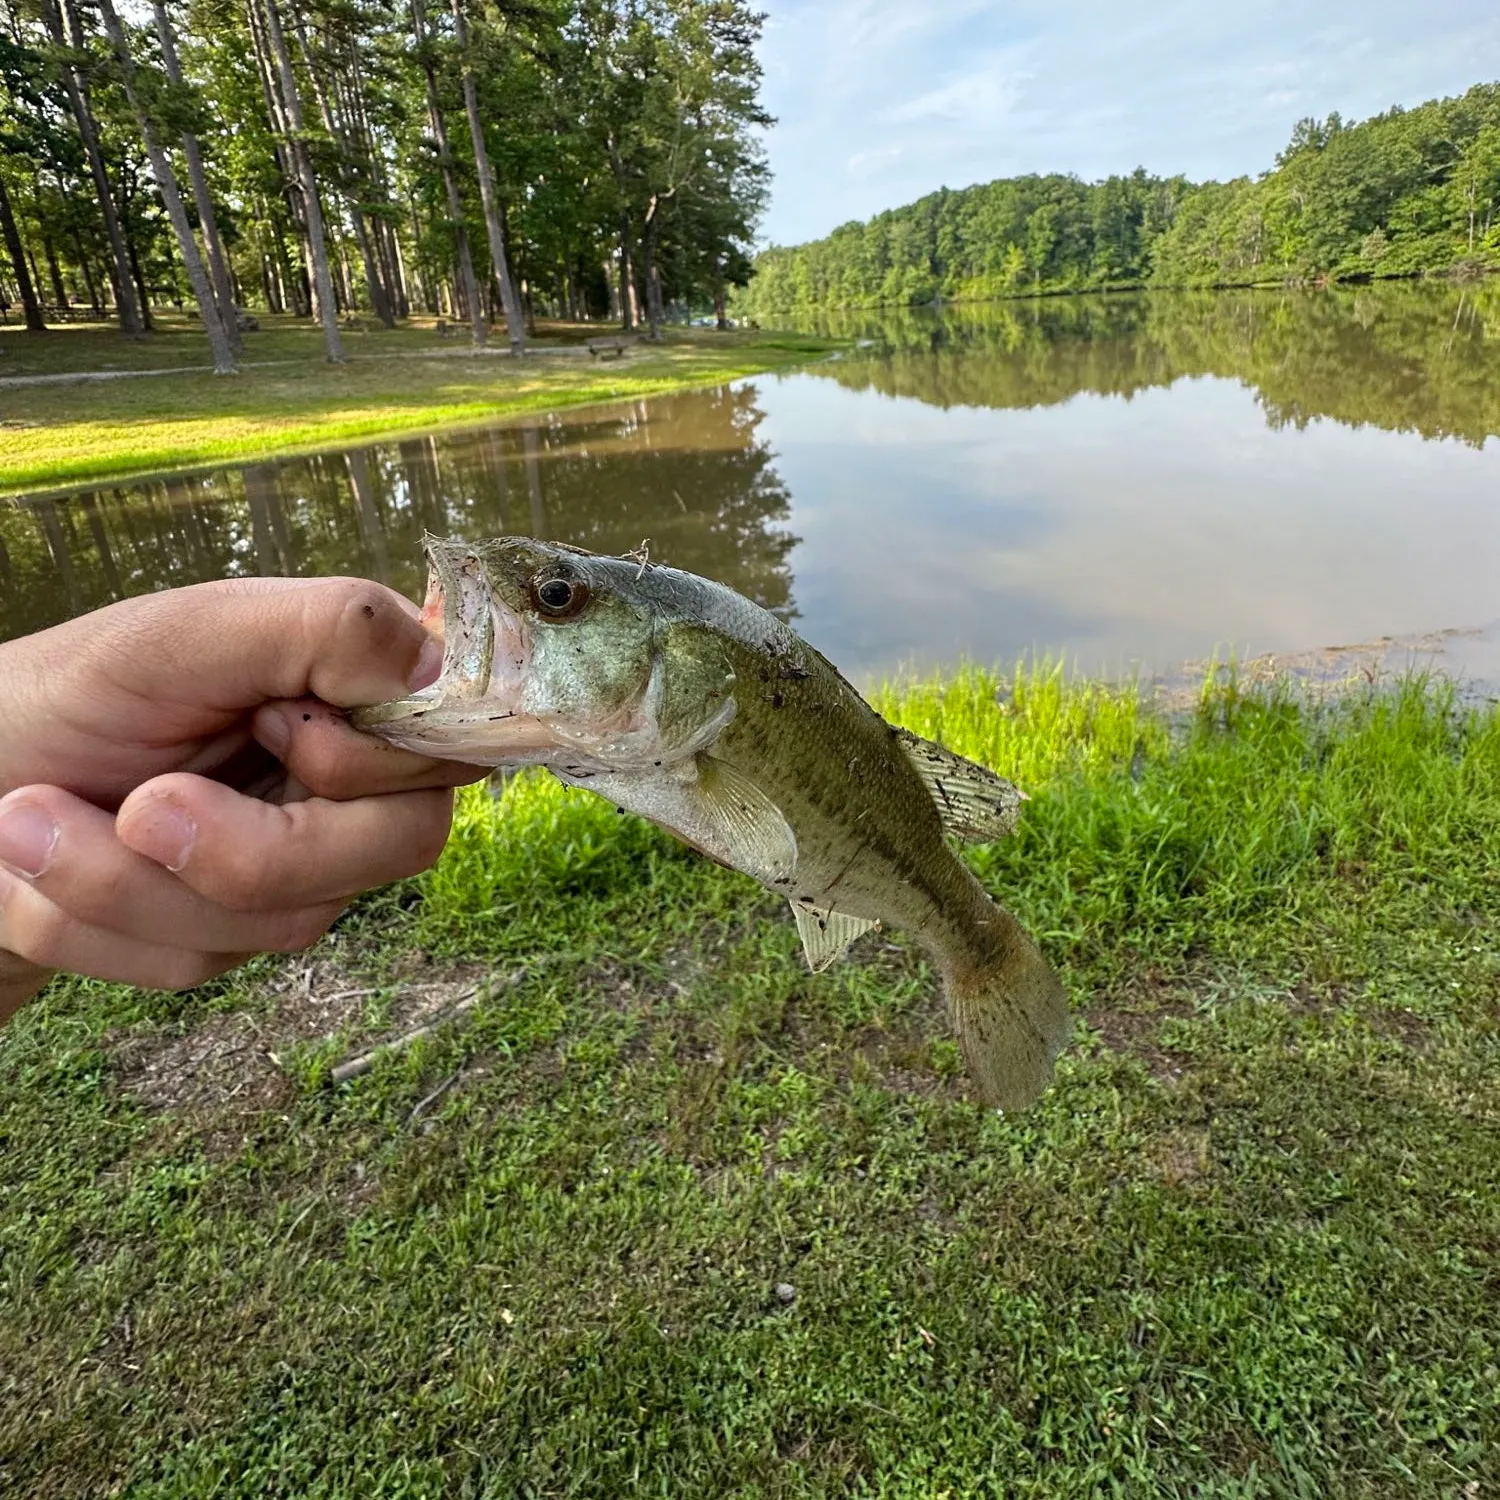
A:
[586,335,637,360]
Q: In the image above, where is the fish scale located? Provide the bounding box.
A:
[353,535,1071,1109]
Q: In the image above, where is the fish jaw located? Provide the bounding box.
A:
[351,536,683,772]
[351,538,551,762]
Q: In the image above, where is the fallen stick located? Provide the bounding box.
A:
[406,1064,466,1127]
[328,967,527,1085]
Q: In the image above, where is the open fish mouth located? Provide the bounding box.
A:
[349,538,551,760]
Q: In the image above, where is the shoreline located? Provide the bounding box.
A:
[0,329,841,501]
[735,263,1499,322]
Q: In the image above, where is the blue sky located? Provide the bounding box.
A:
[754,0,1500,246]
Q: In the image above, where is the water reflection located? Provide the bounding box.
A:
[797,282,1500,446]
[0,386,797,639]
[4,284,1500,682]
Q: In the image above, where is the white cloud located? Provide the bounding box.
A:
[756,0,1500,246]
[846,146,903,178]
[886,62,1023,125]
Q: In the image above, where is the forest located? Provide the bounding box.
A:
[0,0,769,368]
[739,82,1500,314]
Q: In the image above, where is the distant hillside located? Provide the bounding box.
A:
[740,82,1500,313]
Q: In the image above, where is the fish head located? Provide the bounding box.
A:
[351,535,735,771]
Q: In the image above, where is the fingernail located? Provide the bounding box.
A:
[409,634,445,692]
[130,800,197,873]
[256,705,291,757]
[0,802,59,879]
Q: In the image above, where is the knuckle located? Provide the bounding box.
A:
[201,845,283,912]
[405,802,455,874]
[332,581,411,645]
[3,891,72,968]
[154,953,233,993]
[284,732,352,799]
[266,907,341,954]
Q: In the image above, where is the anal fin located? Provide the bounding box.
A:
[791,902,879,972]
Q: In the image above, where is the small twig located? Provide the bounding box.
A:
[624,538,652,577]
[407,1064,466,1128]
[312,986,379,1009]
[329,990,479,1084]
[328,966,529,1085]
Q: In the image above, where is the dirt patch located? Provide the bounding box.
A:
[1154,1127,1213,1186]
[1086,1009,1190,1085]
[1365,1005,1435,1052]
[110,953,501,1130]
[111,1010,294,1118]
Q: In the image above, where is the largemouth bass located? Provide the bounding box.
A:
[353,536,1070,1108]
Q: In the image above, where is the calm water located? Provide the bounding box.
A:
[6,284,1500,684]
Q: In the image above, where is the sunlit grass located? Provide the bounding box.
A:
[0,670,1496,1496]
[0,325,838,497]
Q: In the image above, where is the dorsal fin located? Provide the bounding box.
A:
[895,728,1025,842]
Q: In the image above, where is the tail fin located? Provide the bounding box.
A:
[941,912,1070,1110]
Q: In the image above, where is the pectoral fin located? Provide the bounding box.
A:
[896,728,1026,842]
[556,755,797,886]
[791,902,879,972]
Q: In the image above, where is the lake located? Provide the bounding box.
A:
[6,283,1500,687]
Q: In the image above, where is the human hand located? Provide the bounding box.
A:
[0,577,485,1021]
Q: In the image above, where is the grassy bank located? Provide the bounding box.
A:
[0,317,836,498]
[1,668,1496,1497]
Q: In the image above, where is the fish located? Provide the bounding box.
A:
[352,535,1070,1109]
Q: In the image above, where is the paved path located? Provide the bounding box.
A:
[0,342,592,389]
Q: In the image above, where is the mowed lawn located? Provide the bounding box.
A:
[0,668,1496,1497]
[0,316,834,497]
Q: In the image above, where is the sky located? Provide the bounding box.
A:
[754,0,1500,247]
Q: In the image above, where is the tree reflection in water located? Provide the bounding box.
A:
[8,281,1500,642]
[0,384,798,639]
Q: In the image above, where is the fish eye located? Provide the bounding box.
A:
[532,574,589,617]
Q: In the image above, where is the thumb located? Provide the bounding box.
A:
[82,577,444,713]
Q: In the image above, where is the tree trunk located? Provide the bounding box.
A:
[642,198,665,340]
[449,0,524,351]
[42,233,68,308]
[124,217,153,329]
[72,233,103,313]
[412,0,485,346]
[290,11,394,328]
[347,50,408,318]
[44,0,145,334]
[95,0,237,373]
[618,213,636,331]
[245,0,310,317]
[257,0,345,361]
[152,0,241,349]
[0,179,46,332]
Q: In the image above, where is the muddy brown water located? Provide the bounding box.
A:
[4,283,1499,690]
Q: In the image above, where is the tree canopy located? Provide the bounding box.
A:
[739,81,1500,315]
[0,0,771,357]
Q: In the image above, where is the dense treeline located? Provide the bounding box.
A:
[0,0,769,365]
[740,82,1500,314]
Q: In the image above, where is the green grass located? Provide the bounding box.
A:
[0,316,837,497]
[1,667,1496,1497]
